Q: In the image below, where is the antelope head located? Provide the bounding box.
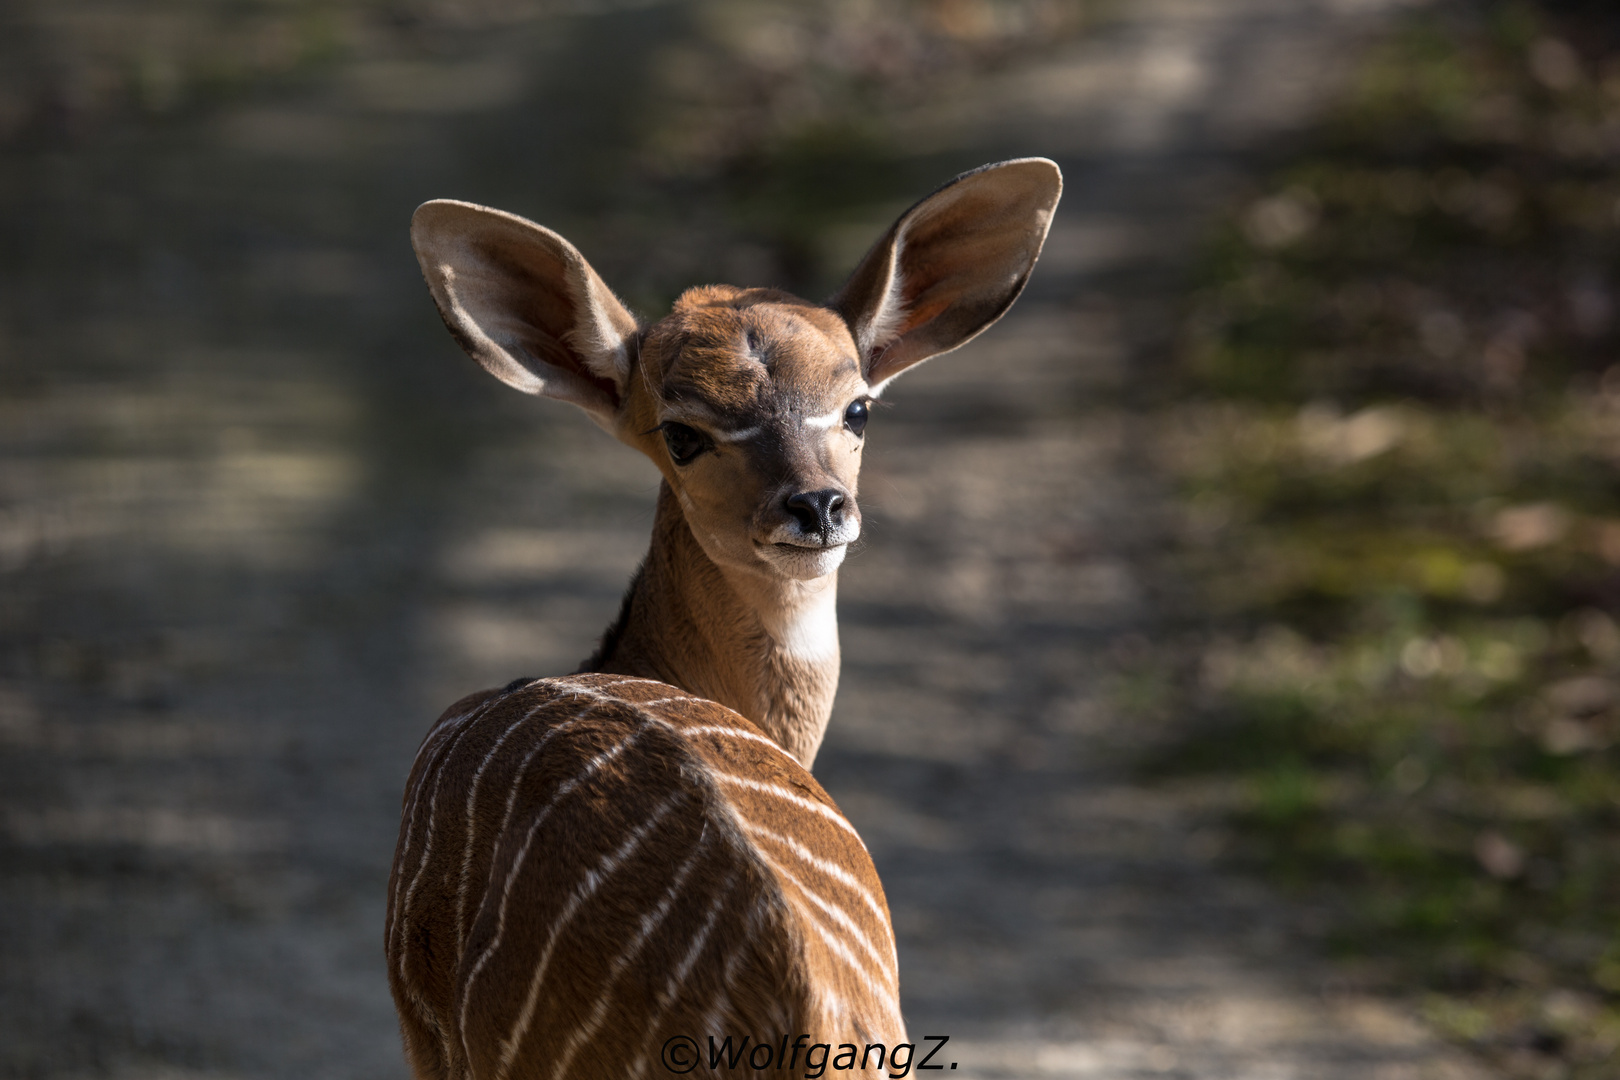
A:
[409,159,1063,593]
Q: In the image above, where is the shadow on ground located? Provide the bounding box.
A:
[0,2,1499,1078]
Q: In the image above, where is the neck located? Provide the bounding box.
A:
[587,484,841,767]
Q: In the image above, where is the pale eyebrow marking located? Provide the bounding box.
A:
[715,410,849,440]
[659,407,761,445]
[710,425,764,444]
[665,375,869,441]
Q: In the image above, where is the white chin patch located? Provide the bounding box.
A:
[761,543,848,580]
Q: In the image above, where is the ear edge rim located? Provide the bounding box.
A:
[409,198,630,418]
[832,157,1063,384]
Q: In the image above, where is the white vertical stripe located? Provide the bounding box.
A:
[626,868,740,1080]
[495,792,685,1079]
[387,700,487,946]
[658,871,734,1009]
[392,669,909,1075]
[454,702,590,954]
[692,894,770,1054]
[755,846,896,985]
[704,766,865,844]
[740,820,891,950]
[549,832,709,1080]
[391,700,488,978]
[459,724,647,1048]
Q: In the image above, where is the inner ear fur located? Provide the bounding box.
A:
[832,157,1062,392]
[411,199,639,422]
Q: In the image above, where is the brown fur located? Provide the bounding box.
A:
[587,484,842,767]
[387,674,899,1080]
[602,288,867,764]
[391,159,1062,1080]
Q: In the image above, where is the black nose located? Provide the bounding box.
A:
[784,488,847,538]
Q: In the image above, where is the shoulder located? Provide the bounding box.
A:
[422,672,788,768]
[415,673,862,856]
[543,676,859,851]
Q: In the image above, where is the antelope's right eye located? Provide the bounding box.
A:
[661,423,708,465]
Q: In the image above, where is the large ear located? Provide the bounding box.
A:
[411,199,639,424]
[832,158,1062,394]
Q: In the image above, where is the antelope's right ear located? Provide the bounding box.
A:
[833,158,1061,395]
[411,199,639,424]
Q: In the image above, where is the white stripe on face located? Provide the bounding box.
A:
[709,424,763,443]
[802,406,846,430]
[662,393,865,444]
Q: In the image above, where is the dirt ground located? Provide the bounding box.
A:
[0,1,1505,1078]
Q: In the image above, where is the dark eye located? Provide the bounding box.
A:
[844,399,869,437]
[661,422,709,465]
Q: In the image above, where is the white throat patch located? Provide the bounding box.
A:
[762,587,840,663]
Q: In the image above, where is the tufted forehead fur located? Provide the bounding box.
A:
[410,158,1060,440]
[388,163,1062,1080]
[410,158,1060,586]
[633,285,864,431]
[610,284,871,586]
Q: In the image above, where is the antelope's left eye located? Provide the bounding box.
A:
[844,399,869,437]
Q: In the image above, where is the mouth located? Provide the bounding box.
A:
[770,540,840,552]
[754,538,850,580]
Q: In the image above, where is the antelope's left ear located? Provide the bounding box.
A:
[832,157,1062,394]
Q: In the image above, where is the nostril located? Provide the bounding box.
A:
[784,492,821,531]
[784,489,846,537]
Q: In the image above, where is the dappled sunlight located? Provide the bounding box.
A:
[4,807,288,856]
[0,708,270,760]
[1151,4,1620,1073]
[0,0,1560,1078]
[0,379,363,572]
[428,602,592,691]
[439,527,647,584]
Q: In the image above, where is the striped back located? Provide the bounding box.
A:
[386,673,904,1080]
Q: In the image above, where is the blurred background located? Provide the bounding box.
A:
[1,1,1616,1078]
